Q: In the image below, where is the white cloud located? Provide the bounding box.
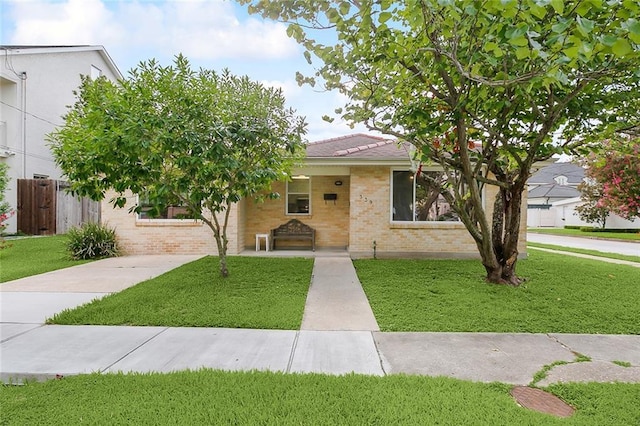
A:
[3,0,367,142]
[7,0,299,61]
[295,90,381,142]
[8,0,124,46]
[260,79,303,101]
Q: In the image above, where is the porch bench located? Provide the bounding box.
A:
[270,219,316,251]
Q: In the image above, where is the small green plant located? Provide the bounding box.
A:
[66,222,119,260]
[530,354,592,386]
[530,360,569,386]
[612,360,632,368]
[575,354,592,363]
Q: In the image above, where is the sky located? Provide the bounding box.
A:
[0,0,372,142]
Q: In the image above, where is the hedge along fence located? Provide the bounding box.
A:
[564,226,640,233]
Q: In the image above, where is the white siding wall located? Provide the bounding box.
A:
[0,47,121,233]
[553,198,640,229]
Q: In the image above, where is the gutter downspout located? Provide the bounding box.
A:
[20,71,27,178]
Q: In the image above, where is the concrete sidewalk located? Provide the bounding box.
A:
[527,233,640,256]
[528,246,640,267]
[1,254,639,386]
[2,325,639,385]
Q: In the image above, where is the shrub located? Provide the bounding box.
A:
[589,228,640,234]
[0,162,12,250]
[67,222,119,260]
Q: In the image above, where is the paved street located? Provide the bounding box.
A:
[527,232,640,256]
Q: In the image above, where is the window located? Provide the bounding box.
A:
[392,170,461,222]
[287,176,310,214]
[137,193,195,220]
[554,175,568,186]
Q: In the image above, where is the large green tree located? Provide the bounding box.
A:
[49,55,306,277]
[241,0,640,284]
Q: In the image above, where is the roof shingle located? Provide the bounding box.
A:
[306,133,410,159]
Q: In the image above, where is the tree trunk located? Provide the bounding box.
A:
[201,208,231,278]
[218,252,229,278]
[479,184,524,286]
[212,231,229,278]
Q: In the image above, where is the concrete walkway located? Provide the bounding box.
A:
[1,254,639,386]
[1,255,203,324]
[301,257,379,331]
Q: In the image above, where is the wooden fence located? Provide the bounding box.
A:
[17,179,100,235]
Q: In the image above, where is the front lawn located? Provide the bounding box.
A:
[355,251,640,334]
[528,227,640,241]
[49,256,313,329]
[0,235,90,283]
[2,370,638,425]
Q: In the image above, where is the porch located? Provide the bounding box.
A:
[239,247,350,258]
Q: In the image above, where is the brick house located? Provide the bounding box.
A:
[103,134,527,258]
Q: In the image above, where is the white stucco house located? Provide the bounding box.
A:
[0,45,122,234]
[527,161,639,229]
[527,162,584,227]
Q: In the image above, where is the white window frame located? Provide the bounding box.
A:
[286,176,311,215]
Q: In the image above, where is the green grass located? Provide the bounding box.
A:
[49,256,313,329]
[528,227,640,241]
[1,371,638,425]
[354,251,640,334]
[530,355,591,387]
[0,235,91,283]
[527,242,640,263]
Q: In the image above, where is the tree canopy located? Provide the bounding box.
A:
[580,136,640,222]
[575,176,609,228]
[49,55,306,277]
[241,0,640,284]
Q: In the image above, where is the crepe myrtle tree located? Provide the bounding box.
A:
[580,135,640,222]
[575,178,610,229]
[49,55,306,277]
[240,0,640,284]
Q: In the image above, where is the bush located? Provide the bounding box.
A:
[67,222,119,260]
[589,228,640,234]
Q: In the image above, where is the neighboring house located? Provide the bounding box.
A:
[104,134,528,258]
[527,161,639,229]
[551,197,640,229]
[527,162,584,227]
[0,45,122,234]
